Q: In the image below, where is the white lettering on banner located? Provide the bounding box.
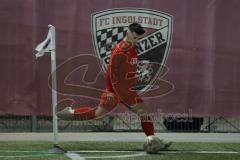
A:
[96,12,169,31]
[112,16,163,27]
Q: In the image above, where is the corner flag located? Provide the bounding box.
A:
[34,25,65,153]
[35,25,56,58]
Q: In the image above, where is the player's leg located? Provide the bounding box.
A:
[73,105,109,121]
[130,102,155,136]
[57,91,119,121]
[129,101,172,152]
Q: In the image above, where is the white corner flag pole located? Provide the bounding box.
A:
[35,25,65,153]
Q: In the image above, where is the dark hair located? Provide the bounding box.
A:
[128,23,145,35]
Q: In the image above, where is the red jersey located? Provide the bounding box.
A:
[105,40,138,93]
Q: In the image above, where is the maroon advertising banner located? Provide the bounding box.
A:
[0,0,240,117]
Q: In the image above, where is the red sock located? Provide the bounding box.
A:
[140,115,155,136]
[74,106,96,121]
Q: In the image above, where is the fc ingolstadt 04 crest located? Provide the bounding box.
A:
[91,8,173,94]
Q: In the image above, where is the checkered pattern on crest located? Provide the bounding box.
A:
[96,27,128,59]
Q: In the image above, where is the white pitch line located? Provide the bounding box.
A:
[65,152,86,160]
[86,152,147,159]
[195,151,239,154]
[71,150,240,154]
[70,151,146,159]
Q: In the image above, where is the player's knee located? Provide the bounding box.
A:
[100,92,119,111]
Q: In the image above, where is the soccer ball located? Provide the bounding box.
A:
[143,136,164,154]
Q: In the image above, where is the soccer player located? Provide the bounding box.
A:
[57,23,171,153]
